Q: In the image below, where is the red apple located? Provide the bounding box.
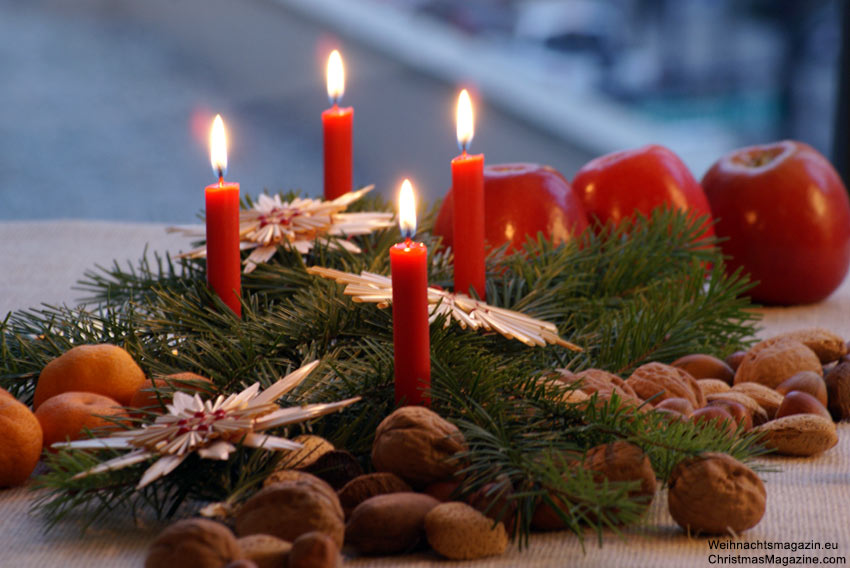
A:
[433,163,588,252]
[571,145,715,237]
[702,140,850,305]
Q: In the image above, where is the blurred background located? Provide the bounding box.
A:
[0,0,843,222]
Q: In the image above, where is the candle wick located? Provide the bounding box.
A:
[404,237,413,248]
[218,175,224,187]
[458,141,469,155]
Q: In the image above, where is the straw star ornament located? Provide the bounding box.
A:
[307,267,582,350]
[170,185,394,273]
[53,361,360,489]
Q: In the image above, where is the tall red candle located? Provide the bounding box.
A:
[205,115,242,316]
[323,50,353,200]
[451,89,486,299]
[390,179,431,406]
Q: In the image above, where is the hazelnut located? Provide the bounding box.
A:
[825,361,850,420]
[371,407,466,488]
[423,480,462,502]
[337,472,412,518]
[627,362,705,408]
[668,453,765,535]
[776,371,828,407]
[467,480,517,533]
[725,350,747,372]
[735,339,822,389]
[671,354,735,384]
[707,399,752,432]
[706,391,768,426]
[145,518,242,568]
[345,492,440,555]
[290,531,340,568]
[655,397,695,416]
[690,407,737,437]
[303,449,363,490]
[425,502,508,560]
[235,481,344,548]
[775,390,832,421]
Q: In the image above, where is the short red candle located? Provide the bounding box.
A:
[391,180,431,406]
[323,50,352,200]
[205,115,242,316]
[451,90,486,299]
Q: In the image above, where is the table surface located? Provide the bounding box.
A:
[2,220,850,567]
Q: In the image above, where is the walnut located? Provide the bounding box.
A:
[145,518,242,568]
[235,480,344,548]
[734,339,822,389]
[671,353,735,384]
[627,362,705,408]
[371,407,466,488]
[344,492,440,555]
[425,502,508,560]
[567,369,642,406]
[261,471,342,518]
[302,449,363,490]
[337,472,412,518]
[584,441,656,511]
[756,328,847,364]
[825,361,850,420]
[668,453,765,535]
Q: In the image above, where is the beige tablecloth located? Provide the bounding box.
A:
[2,220,850,567]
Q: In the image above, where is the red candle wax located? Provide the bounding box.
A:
[451,151,486,299]
[390,238,431,406]
[322,104,353,200]
[205,181,242,316]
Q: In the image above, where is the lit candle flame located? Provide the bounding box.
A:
[398,179,417,240]
[327,50,345,106]
[456,89,474,153]
[210,114,228,181]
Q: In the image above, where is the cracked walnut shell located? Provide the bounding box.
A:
[668,453,765,535]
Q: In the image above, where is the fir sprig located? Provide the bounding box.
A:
[0,197,763,540]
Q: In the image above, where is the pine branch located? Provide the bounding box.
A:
[0,196,766,543]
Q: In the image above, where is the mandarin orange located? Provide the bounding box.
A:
[35,391,129,448]
[129,372,213,413]
[0,397,44,487]
[33,344,146,410]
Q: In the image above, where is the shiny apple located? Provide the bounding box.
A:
[433,163,589,252]
[702,140,850,305]
[571,145,715,238]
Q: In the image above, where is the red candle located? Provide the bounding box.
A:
[451,89,486,299]
[322,50,353,201]
[205,114,242,316]
[390,179,431,406]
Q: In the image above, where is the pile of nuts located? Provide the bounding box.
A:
[145,328,850,565]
